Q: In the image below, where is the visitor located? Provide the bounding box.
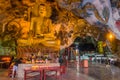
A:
[30,54,36,63]
[12,57,23,78]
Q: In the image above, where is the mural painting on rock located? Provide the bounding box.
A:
[57,0,120,40]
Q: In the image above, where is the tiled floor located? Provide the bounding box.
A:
[0,62,120,80]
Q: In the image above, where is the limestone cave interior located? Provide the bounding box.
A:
[0,0,120,58]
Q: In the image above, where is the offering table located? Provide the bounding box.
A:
[17,63,60,79]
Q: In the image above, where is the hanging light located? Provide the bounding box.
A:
[109,34,113,39]
[107,32,115,41]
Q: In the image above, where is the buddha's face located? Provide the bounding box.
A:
[38,4,47,17]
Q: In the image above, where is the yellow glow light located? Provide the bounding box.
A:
[107,32,114,41]
[109,34,113,39]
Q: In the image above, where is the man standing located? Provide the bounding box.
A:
[12,58,23,78]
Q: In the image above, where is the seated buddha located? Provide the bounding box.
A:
[30,2,54,39]
[29,2,60,47]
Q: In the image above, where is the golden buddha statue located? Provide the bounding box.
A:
[28,1,60,48]
[30,1,53,38]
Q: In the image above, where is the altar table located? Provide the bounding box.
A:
[17,63,60,79]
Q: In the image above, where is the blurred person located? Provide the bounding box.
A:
[12,58,23,78]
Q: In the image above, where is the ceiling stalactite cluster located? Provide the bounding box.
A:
[0,0,120,56]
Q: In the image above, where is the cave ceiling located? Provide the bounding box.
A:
[0,0,120,49]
